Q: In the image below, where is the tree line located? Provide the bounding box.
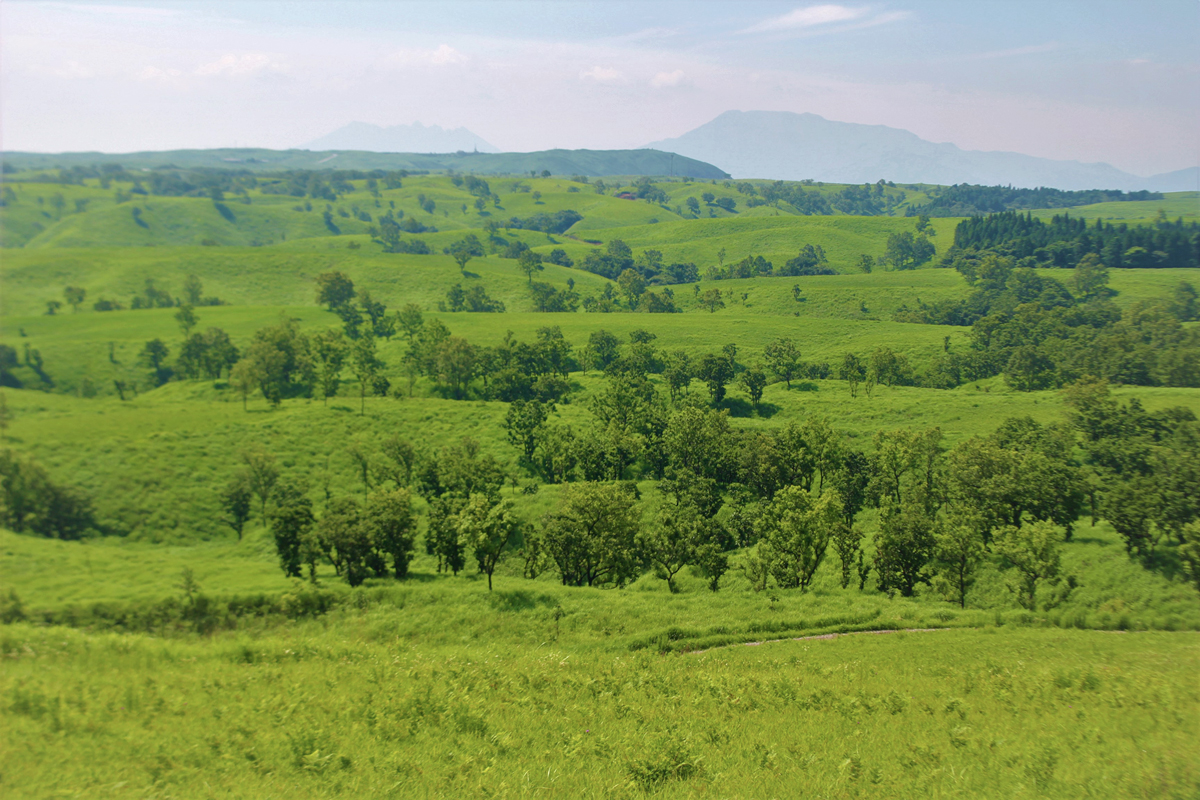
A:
[908,185,1163,218]
[241,374,1200,602]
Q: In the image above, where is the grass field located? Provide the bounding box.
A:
[3,167,1199,799]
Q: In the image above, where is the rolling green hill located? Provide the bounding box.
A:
[1,146,730,178]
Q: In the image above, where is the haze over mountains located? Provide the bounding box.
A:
[646,111,1199,193]
[304,121,498,154]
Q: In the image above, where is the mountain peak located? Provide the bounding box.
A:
[646,110,1185,191]
[303,121,498,154]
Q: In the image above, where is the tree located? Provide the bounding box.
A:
[317,496,372,586]
[242,448,280,524]
[219,472,253,540]
[45,300,62,315]
[518,250,544,283]
[699,288,724,313]
[839,353,864,397]
[435,336,476,399]
[541,482,640,587]
[397,304,424,345]
[229,359,255,410]
[1072,253,1110,300]
[349,335,386,415]
[932,506,985,607]
[617,269,647,310]
[63,286,86,313]
[686,196,700,214]
[764,338,802,389]
[505,399,550,463]
[994,520,1062,610]
[459,494,521,590]
[759,487,842,591]
[139,338,172,386]
[857,254,874,274]
[831,524,863,589]
[449,234,485,273]
[696,352,735,405]
[175,304,198,337]
[268,482,313,578]
[1179,521,1200,595]
[315,271,356,311]
[363,488,418,579]
[310,328,348,405]
[378,436,417,488]
[874,497,936,597]
[183,274,204,305]
[740,366,767,408]
[641,502,722,593]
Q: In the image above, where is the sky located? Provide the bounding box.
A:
[1,0,1197,176]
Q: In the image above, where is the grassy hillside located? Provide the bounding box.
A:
[1029,190,1199,223]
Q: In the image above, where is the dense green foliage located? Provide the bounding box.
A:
[909,184,1164,217]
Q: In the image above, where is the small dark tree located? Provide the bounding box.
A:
[449,234,485,273]
[740,366,767,408]
[219,471,254,540]
[63,286,86,313]
[363,488,418,578]
[505,399,550,463]
[315,271,356,311]
[269,482,314,578]
[242,448,280,524]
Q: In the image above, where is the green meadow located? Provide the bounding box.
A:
[2,168,1199,798]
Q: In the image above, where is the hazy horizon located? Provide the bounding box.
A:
[2,1,1197,176]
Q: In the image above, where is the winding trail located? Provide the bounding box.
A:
[687,627,954,654]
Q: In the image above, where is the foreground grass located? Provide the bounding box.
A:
[2,623,1197,799]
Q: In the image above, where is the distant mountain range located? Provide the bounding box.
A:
[1,148,729,179]
[646,111,1199,193]
[303,121,498,154]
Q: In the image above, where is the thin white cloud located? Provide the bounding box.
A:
[740,5,909,36]
[195,53,282,77]
[380,44,468,69]
[742,4,866,33]
[651,69,686,88]
[136,65,182,83]
[38,2,187,20]
[961,42,1060,61]
[581,66,622,82]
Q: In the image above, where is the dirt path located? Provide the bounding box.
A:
[687,627,952,654]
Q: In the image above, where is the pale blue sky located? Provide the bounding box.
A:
[2,1,1196,174]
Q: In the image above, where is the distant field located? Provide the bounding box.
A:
[1029,191,1199,223]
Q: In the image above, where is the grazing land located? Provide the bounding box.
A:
[1,165,1199,798]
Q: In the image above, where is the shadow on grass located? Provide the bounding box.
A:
[487,589,560,612]
[723,398,780,418]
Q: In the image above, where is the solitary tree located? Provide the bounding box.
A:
[315,271,356,311]
[740,366,767,408]
[219,472,254,540]
[699,288,724,313]
[764,338,802,389]
[839,353,864,397]
[242,448,280,525]
[63,286,86,313]
[175,304,198,337]
[449,234,484,273]
[349,335,386,415]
